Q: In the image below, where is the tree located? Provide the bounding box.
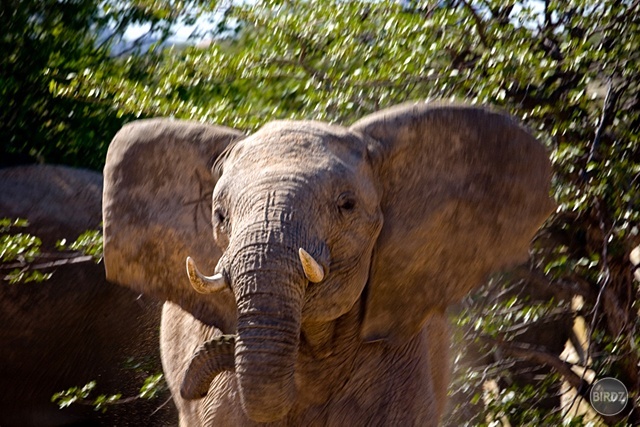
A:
[0,0,212,170]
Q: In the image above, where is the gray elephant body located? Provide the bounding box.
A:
[103,102,554,425]
[0,165,175,426]
[161,301,449,426]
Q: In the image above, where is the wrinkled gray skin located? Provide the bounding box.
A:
[0,165,176,427]
[103,102,555,426]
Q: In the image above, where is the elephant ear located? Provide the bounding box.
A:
[351,101,555,343]
[103,119,244,333]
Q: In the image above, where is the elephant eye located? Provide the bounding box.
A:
[337,192,356,212]
[214,208,228,230]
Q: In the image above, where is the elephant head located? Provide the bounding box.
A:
[103,101,554,423]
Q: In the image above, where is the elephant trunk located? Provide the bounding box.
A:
[230,232,307,422]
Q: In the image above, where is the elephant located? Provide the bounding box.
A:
[102,101,554,426]
[0,165,176,426]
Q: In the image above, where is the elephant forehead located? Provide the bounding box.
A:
[230,121,368,167]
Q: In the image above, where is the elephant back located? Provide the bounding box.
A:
[0,165,102,245]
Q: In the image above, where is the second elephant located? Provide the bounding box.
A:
[0,165,176,427]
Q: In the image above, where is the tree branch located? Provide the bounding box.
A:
[268,57,331,88]
[482,335,589,394]
[1,254,95,271]
[458,0,489,47]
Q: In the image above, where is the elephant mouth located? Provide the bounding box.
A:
[180,248,325,400]
[180,334,236,400]
[179,248,324,408]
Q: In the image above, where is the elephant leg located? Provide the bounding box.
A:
[424,312,451,419]
[161,302,213,426]
[161,302,248,427]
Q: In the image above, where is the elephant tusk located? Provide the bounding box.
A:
[298,248,324,283]
[186,257,228,293]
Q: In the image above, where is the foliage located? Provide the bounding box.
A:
[0,219,42,263]
[51,373,166,413]
[0,218,103,284]
[52,381,117,412]
[56,230,104,262]
[0,218,52,283]
[0,0,215,170]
